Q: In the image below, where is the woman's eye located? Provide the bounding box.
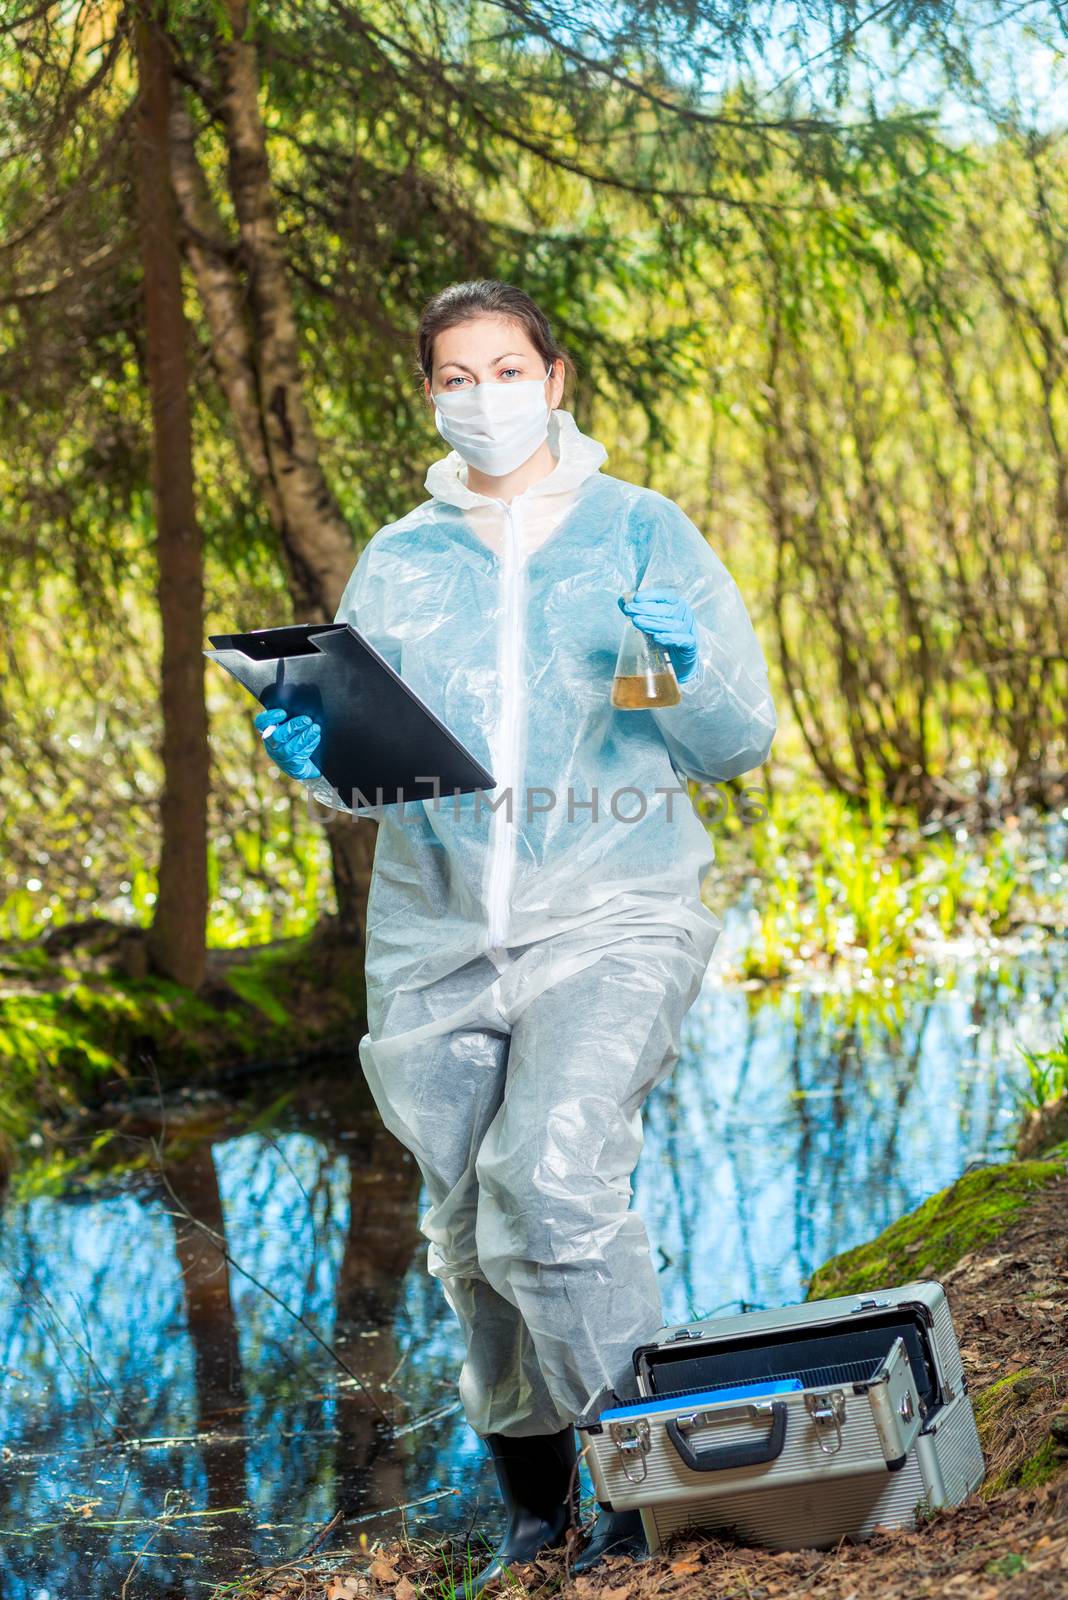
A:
[440,369,522,385]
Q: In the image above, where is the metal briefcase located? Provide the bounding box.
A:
[575,1278,985,1553]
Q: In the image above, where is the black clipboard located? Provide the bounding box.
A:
[205,622,496,811]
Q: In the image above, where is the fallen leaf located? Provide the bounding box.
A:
[369,1556,400,1584]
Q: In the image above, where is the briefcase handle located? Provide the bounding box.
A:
[666,1401,788,1473]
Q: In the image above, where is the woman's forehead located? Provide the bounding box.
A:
[433,318,538,368]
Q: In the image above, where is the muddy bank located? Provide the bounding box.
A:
[226,1133,1068,1600]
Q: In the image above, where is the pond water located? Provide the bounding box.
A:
[1,914,1065,1598]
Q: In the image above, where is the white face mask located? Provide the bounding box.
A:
[433,363,554,476]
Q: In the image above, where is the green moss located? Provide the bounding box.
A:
[972,1367,1039,1433]
[0,926,367,1176]
[973,1370,1022,1415]
[218,965,291,1027]
[805,1155,1068,1299]
[985,1435,1062,1495]
[985,1554,1028,1578]
[1017,1437,1061,1487]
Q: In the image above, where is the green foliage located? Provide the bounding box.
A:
[0,778,333,948]
[0,929,365,1169]
[0,967,229,1127]
[9,1128,129,1203]
[720,783,1031,984]
[1,5,1065,1213]
[2,0,1064,946]
[1015,1026,1068,1116]
[985,1552,1030,1577]
[223,964,291,1027]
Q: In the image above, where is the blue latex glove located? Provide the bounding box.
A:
[254,707,322,779]
[618,587,700,683]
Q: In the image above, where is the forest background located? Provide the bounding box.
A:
[0,0,1066,1161]
[3,4,1068,1596]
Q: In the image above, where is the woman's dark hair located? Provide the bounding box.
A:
[415,279,574,395]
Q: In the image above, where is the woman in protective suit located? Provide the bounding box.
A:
[256,279,777,1584]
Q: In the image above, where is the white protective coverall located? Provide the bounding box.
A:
[306,407,777,1436]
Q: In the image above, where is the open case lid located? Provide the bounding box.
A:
[633,1297,947,1424]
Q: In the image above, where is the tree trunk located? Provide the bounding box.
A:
[323,817,379,943]
[167,9,376,941]
[215,0,358,616]
[170,100,378,940]
[134,1,209,988]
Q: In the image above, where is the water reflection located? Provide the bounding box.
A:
[0,921,1064,1597]
[644,934,1063,1324]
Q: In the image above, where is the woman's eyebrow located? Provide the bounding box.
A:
[438,351,527,373]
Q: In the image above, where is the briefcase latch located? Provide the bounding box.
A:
[804,1388,847,1454]
[608,1417,651,1482]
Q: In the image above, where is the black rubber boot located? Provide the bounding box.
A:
[572,1504,649,1572]
[464,1424,580,1594]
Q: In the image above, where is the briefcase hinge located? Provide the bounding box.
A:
[608,1417,651,1482]
[804,1388,847,1454]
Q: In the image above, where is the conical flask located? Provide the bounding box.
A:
[611,589,681,709]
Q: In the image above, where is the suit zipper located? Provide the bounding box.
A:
[486,501,523,949]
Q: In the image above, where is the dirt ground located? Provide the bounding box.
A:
[228,1167,1068,1600]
